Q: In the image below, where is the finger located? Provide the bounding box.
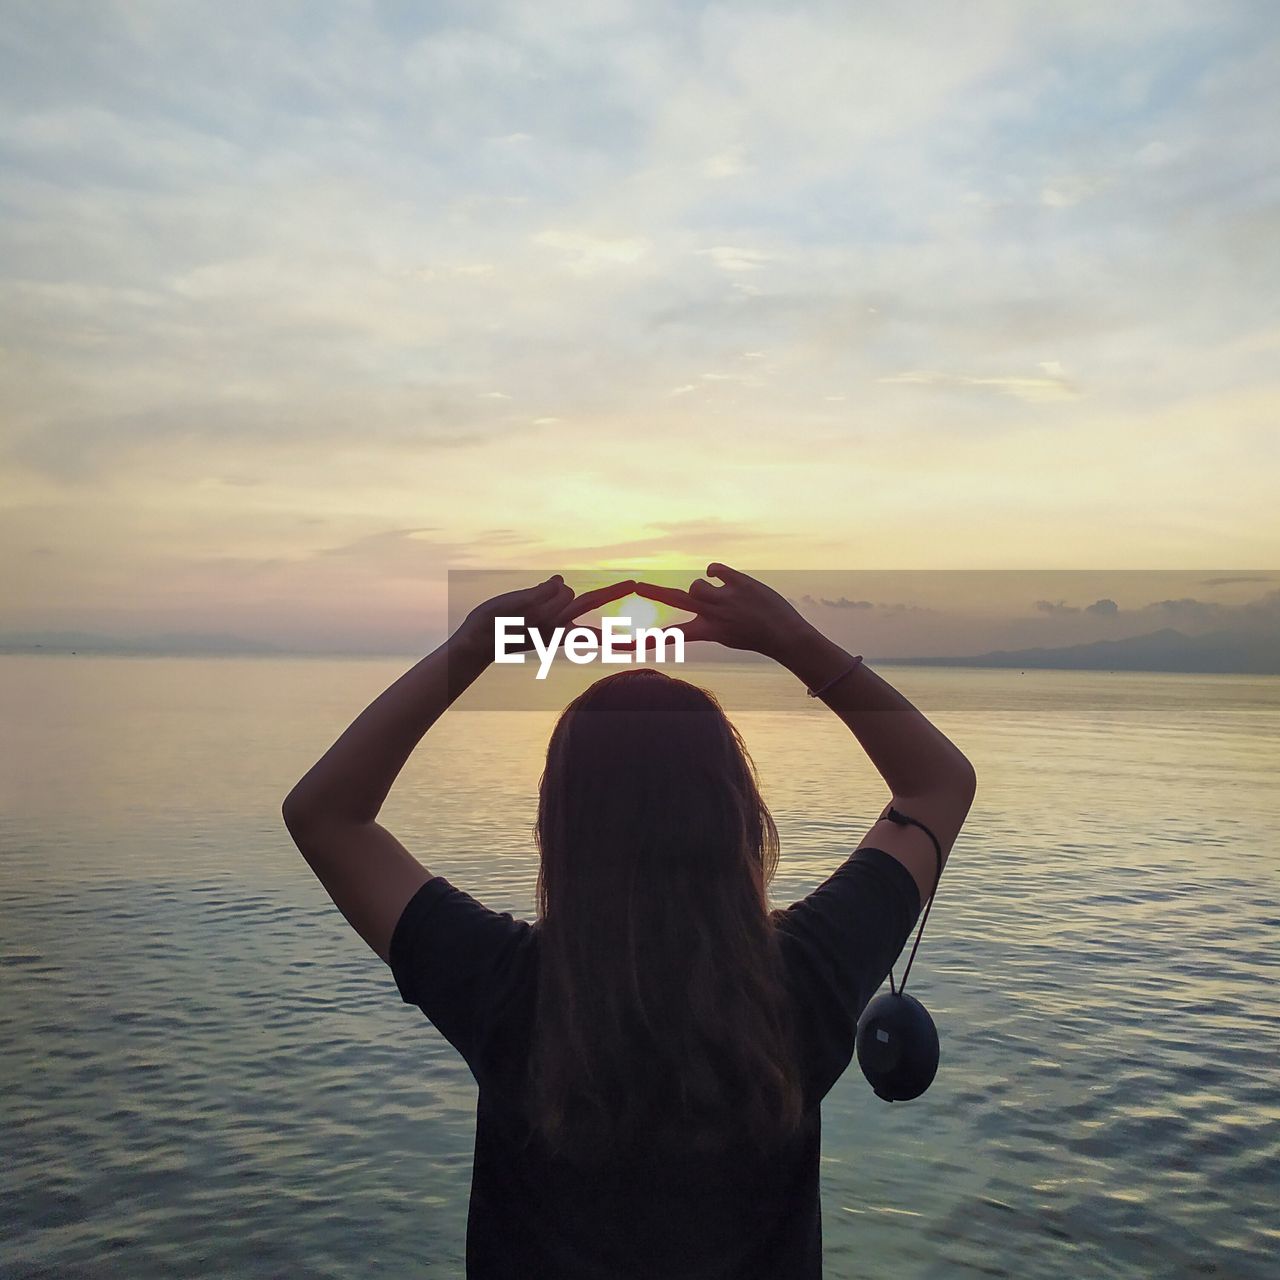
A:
[633,581,699,612]
[688,578,720,602]
[681,617,715,644]
[506,576,566,608]
[560,578,637,622]
[707,562,746,584]
[527,589,576,632]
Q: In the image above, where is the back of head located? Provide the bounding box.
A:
[528,668,804,1166]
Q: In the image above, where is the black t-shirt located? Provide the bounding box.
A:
[388,847,922,1279]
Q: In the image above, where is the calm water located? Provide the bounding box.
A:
[2,655,1277,1279]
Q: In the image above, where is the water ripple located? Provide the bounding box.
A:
[2,659,1277,1277]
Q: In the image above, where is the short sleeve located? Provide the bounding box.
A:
[388,875,534,1072]
[774,848,923,1102]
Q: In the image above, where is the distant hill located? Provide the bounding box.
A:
[894,626,1280,675]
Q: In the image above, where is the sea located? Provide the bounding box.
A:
[2,654,1277,1278]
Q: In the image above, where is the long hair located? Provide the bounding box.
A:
[526,667,805,1166]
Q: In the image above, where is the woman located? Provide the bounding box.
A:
[283,564,977,1278]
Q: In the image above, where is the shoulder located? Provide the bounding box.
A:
[389,876,536,1013]
[391,876,533,953]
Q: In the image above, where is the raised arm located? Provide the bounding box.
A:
[768,621,976,906]
[282,574,633,962]
[634,565,976,907]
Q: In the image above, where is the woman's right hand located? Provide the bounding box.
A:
[633,564,817,661]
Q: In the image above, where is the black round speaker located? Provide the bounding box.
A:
[856,991,940,1102]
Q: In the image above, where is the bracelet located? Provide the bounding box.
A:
[806,654,863,698]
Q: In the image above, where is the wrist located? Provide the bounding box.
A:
[762,616,825,665]
[450,620,495,670]
[772,624,857,690]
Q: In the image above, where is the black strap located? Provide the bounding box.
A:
[882,805,944,995]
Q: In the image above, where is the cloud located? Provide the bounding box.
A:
[1134,590,1280,630]
[306,526,527,574]
[704,146,751,179]
[1199,575,1273,587]
[533,229,651,274]
[1237,587,1280,625]
[1040,174,1110,207]
[1,387,514,483]
[1140,597,1229,627]
[700,246,772,273]
[549,519,781,565]
[791,595,930,613]
[1024,588,1280,635]
[2,2,1277,640]
[799,594,874,610]
[879,370,1079,403]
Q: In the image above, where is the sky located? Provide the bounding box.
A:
[1,0,1278,655]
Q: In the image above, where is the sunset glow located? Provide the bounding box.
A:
[1,5,1276,655]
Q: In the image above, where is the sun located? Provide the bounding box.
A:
[605,593,661,632]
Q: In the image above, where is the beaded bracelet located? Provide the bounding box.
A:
[806,654,864,698]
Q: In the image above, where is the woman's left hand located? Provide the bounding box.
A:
[455,575,637,658]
